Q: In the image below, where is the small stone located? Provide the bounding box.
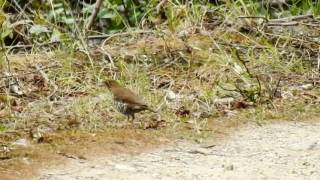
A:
[310,170,316,175]
[307,142,319,150]
[114,164,135,171]
[302,162,310,166]
[165,90,180,102]
[12,139,28,147]
[225,164,234,171]
[22,157,31,165]
[188,148,210,155]
[200,144,216,149]
[213,97,235,106]
[30,127,44,143]
[300,84,313,90]
[288,141,319,151]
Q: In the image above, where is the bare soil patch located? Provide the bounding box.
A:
[40,120,320,180]
[0,129,167,180]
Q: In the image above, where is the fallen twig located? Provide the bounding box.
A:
[0,65,60,79]
[2,41,63,50]
[264,32,320,45]
[217,42,268,49]
[271,76,283,99]
[269,14,313,22]
[317,47,320,72]
[267,21,299,26]
[156,0,168,13]
[86,0,103,30]
[101,30,155,47]
[238,16,268,22]
[35,65,58,99]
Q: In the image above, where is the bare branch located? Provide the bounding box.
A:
[86,0,103,30]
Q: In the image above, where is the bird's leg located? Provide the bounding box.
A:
[131,114,135,121]
[126,115,133,128]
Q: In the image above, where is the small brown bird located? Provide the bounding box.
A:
[105,80,156,120]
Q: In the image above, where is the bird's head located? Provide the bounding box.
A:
[104,79,120,89]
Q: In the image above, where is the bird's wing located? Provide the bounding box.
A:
[112,87,156,112]
[113,87,147,106]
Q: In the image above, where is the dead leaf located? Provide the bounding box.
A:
[231,101,253,109]
[175,106,190,117]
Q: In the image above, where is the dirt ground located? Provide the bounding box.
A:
[38,120,320,180]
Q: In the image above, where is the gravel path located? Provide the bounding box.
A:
[40,121,320,180]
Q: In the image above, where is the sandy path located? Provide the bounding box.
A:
[40,121,320,180]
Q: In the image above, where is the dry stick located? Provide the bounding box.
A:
[122,0,131,25]
[318,47,320,71]
[86,0,103,30]
[300,22,320,27]
[3,31,154,50]
[11,0,31,20]
[264,32,320,46]
[35,65,58,99]
[100,30,154,68]
[217,42,268,49]
[20,0,36,14]
[235,50,262,98]
[267,21,299,26]
[238,16,268,22]
[0,36,14,96]
[0,83,14,90]
[78,30,154,41]
[62,1,94,69]
[101,30,154,47]
[156,0,168,13]
[272,76,282,100]
[2,44,33,50]
[217,83,239,93]
[0,65,60,79]
[269,14,313,23]
[2,71,24,96]
[88,34,112,39]
[217,82,248,102]
[235,84,251,101]
[9,20,33,45]
[3,51,11,78]
[235,50,253,78]
[97,47,115,68]
[1,41,67,50]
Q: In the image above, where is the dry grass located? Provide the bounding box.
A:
[0,24,319,179]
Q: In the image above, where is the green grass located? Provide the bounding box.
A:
[0,124,8,132]
[0,2,320,178]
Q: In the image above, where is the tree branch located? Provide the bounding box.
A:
[86,0,103,30]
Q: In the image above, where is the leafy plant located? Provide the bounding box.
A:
[0,12,13,41]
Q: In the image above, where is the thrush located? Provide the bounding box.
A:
[105,80,156,120]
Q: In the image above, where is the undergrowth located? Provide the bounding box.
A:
[0,1,319,175]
